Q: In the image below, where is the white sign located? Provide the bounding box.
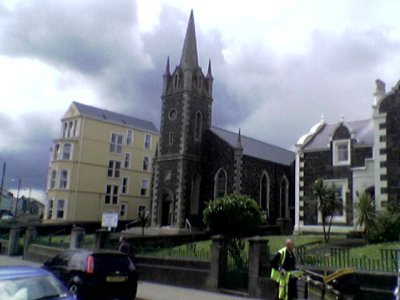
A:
[102,212,118,228]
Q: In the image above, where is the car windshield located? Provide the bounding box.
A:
[0,274,70,300]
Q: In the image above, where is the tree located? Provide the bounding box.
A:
[312,179,344,243]
[203,193,262,237]
[203,193,262,266]
[354,192,377,241]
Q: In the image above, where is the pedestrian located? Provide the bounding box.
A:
[270,239,298,300]
[118,236,130,254]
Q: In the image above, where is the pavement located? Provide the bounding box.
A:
[0,255,258,300]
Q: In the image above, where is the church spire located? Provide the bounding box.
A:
[164,56,171,76]
[179,10,199,69]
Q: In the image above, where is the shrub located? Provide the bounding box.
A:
[368,203,400,243]
[203,193,262,237]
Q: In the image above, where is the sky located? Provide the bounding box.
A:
[1,0,400,202]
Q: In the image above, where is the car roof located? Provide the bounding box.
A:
[0,266,52,280]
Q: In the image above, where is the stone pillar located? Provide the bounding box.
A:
[8,227,20,256]
[95,229,110,250]
[207,235,227,290]
[247,236,276,299]
[70,227,85,249]
[23,227,37,259]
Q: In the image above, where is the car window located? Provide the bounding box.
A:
[69,251,88,270]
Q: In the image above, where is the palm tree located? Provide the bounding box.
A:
[312,179,344,243]
[355,192,377,241]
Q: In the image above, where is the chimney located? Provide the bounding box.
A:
[374,79,385,105]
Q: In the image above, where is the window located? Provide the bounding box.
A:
[194,112,203,141]
[62,143,72,160]
[169,132,174,145]
[49,170,56,189]
[321,179,347,223]
[214,168,227,199]
[138,205,146,218]
[47,199,53,220]
[122,177,129,194]
[59,170,68,189]
[140,179,149,196]
[144,134,152,149]
[105,184,119,205]
[67,121,73,138]
[120,202,128,217]
[260,172,270,214]
[108,160,121,178]
[53,144,60,161]
[62,122,68,138]
[72,120,78,137]
[169,109,177,120]
[333,140,350,166]
[110,133,124,153]
[56,199,65,219]
[126,129,134,145]
[124,153,131,168]
[142,156,150,171]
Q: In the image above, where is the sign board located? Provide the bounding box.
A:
[101,212,118,228]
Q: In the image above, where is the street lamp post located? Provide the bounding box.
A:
[13,178,21,217]
[0,158,6,207]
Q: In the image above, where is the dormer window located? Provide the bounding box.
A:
[333,140,350,166]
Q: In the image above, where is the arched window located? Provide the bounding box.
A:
[214,168,227,199]
[279,175,289,218]
[194,111,203,141]
[190,172,201,215]
[260,171,270,214]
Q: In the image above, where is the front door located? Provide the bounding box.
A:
[160,192,173,226]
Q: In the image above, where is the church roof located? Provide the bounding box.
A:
[302,119,373,151]
[72,101,158,133]
[179,10,199,69]
[210,127,295,166]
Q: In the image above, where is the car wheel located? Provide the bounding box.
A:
[68,282,81,299]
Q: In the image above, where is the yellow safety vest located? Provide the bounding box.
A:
[270,247,290,300]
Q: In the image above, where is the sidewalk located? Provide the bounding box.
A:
[0,255,258,300]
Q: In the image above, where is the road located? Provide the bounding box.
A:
[0,255,258,300]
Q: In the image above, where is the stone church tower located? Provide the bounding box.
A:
[151,11,213,228]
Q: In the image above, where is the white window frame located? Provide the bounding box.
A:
[110,132,124,154]
[49,170,57,189]
[59,169,69,189]
[140,179,149,196]
[72,119,78,137]
[53,144,60,161]
[122,176,129,194]
[47,199,54,220]
[120,202,128,218]
[320,179,347,223]
[108,160,121,178]
[333,139,350,166]
[105,184,119,205]
[56,199,66,219]
[62,143,72,160]
[144,133,152,149]
[126,129,134,145]
[142,156,150,171]
[62,122,68,138]
[124,153,131,169]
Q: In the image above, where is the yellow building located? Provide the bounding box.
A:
[44,102,159,224]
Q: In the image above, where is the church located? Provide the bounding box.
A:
[150,11,295,231]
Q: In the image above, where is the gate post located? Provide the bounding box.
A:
[70,227,85,249]
[207,235,227,290]
[23,227,37,259]
[95,228,110,250]
[8,227,20,256]
[248,236,276,299]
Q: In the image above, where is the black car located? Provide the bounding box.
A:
[43,248,138,300]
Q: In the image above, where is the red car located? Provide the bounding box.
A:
[43,248,138,300]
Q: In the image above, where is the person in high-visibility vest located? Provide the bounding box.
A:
[270,239,298,300]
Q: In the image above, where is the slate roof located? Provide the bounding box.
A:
[303,119,373,151]
[210,127,295,166]
[72,102,158,134]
